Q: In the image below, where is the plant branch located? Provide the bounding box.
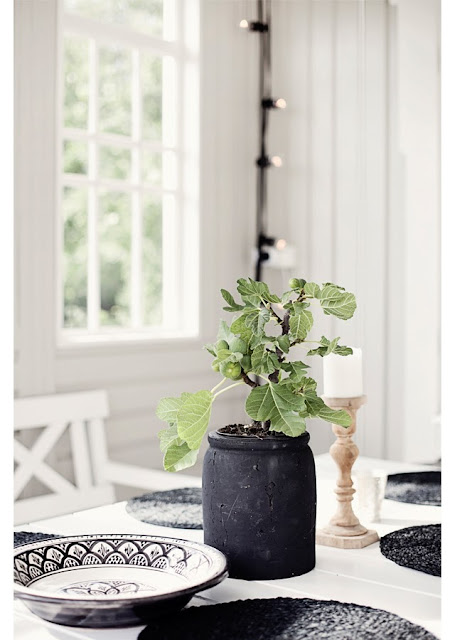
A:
[268,370,279,383]
[269,306,283,324]
[211,377,227,394]
[213,381,244,399]
[242,372,259,388]
[282,311,290,335]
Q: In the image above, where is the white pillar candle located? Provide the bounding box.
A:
[323,348,363,398]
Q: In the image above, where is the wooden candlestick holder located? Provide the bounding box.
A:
[316,395,379,549]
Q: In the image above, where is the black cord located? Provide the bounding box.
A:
[255,0,273,282]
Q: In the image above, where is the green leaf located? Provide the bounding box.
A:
[204,343,217,357]
[244,307,271,335]
[303,282,320,298]
[177,390,213,450]
[228,351,245,363]
[306,336,353,357]
[217,320,235,343]
[269,408,306,437]
[289,308,313,341]
[304,391,326,416]
[156,396,184,424]
[216,348,232,361]
[251,346,279,374]
[164,441,199,472]
[269,383,306,413]
[281,361,310,380]
[299,376,318,392]
[322,282,345,291]
[230,314,254,344]
[317,403,352,427]
[237,278,280,305]
[245,384,274,421]
[293,301,311,312]
[158,423,181,453]
[221,288,244,311]
[281,290,294,304]
[334,345,353,356]
[277,334,290,353]
[318,285,357,320]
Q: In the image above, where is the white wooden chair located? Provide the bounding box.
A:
[14,390,199,525]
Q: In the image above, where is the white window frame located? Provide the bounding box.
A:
[56,0,200,347]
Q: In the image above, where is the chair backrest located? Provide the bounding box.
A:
[14,390,115,525]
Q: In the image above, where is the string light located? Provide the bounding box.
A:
[243,2,287,283]
[261,97,287,109]
[239,19,269,32]
[256,155,283,168]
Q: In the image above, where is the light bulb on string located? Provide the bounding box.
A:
[256,155,283,168]
[239,19,268,32]
[262,97,287,110]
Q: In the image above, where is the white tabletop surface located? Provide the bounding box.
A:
[14,455,442,639]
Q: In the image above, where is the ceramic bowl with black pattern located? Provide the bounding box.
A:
[14,534,228,628]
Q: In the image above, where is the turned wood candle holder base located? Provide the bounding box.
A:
[316,395,379,549]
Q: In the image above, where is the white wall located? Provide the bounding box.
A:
[265,0,440,462]
[15,0,440,499]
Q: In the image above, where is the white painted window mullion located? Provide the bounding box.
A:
[87,38,100,331]
[131,48,142,329]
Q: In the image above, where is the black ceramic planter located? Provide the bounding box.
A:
[202,430,316,580]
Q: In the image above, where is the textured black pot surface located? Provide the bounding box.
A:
[202,430,316,580]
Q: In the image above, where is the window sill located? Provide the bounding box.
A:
[57,330,201,357]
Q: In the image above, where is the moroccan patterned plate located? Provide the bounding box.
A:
[13,534,228,628]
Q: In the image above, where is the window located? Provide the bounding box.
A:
[58,0,199,343]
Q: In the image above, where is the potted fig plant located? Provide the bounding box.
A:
[156,277,357,580]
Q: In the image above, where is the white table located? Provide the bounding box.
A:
[14,455,441,639]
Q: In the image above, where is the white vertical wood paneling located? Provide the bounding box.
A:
[269,0,440,462]
[306,0,337,453]
[15,0,58,395]
[384,3,406,461]
[395,0,440,462]
[360,0,388,457]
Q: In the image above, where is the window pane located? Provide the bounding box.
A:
[142,151,162,186]
[143,195,162,325]
[99,192,131,326]
[63,36,89,129]
[142,54,162,140]
[64,0,164,38]
[99,46,132,136]
[63,140,88,175]
[99,146,131,180]
[63,187,88,328]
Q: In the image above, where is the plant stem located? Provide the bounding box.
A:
[242,372,258,388]
[211,377,227,394]
[258,374,271,384]
[213,381,244,399]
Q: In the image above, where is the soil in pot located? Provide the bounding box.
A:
[202,428,316,581]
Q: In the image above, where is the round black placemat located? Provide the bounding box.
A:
[385,471,441,506]
[14,531,59,547]
[139,597,436,640]
[380,524,441,577]
[126,487,203,529]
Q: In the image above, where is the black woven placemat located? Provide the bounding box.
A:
[126,487,203,529]
[385,471,441,506]
[14,531,59,547]
[380,524,441,577]
[138,597,436,640]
